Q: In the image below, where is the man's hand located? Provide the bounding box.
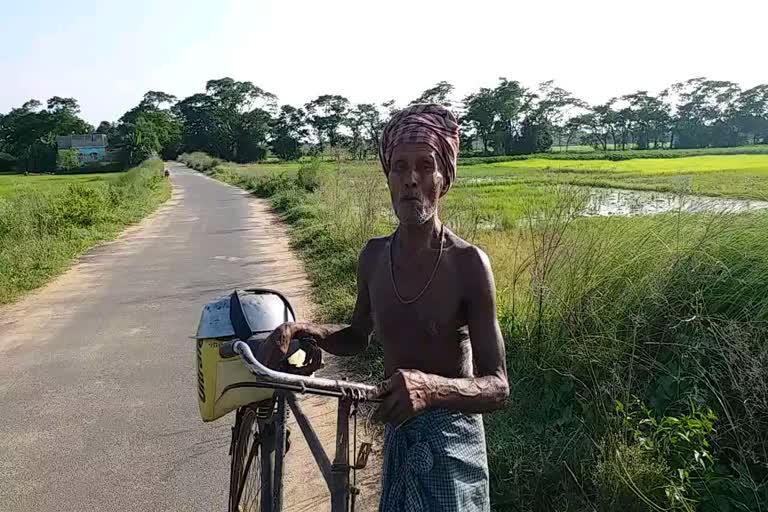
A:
[255,322,297,370]
[372,369,433,427]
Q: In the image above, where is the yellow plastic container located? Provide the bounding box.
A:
[195,290,297,422]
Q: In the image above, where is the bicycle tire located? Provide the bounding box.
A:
[229,407,269,512]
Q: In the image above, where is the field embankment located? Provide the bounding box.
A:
[180,151,768,511]
[0,158,170,304]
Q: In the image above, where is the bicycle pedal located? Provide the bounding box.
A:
[352,442,372,470]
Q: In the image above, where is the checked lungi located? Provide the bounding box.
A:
[379,408,490,512]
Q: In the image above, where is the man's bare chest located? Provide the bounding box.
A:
[367,261,466,340]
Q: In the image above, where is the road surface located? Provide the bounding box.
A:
[0,162,380,511]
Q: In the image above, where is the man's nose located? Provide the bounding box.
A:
[405,167,418,187]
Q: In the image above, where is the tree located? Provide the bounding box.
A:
[304,95,350,152]
[732,85,768,144]
[173,93,221,155]
[574,109,610,150]
[270,105,307,161]
[236,108,272,162]
[491,79,528,154]
[172,78,275,162]
[125,115,161,164]
[112,90,183,162]
[140,91,178,109]
[622,91,671,149]
[532,81,587,147]
[0,97,91,172]
[669,78,742,148]
[96,121,112,134]
[463,88,496,154]
[357,103,384,150]
[462,78,529,155]
[411,81,455,107]
[509,117,553,154]
[46,96,80,114]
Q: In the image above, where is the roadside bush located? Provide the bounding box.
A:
[53,183,108,226]
[177,151,222,172]
[296,159,321,192]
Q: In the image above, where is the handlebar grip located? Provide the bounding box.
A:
[234,340,378,400]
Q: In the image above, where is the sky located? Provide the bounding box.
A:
[1,0,767,126]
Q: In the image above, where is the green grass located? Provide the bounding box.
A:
[0,172,121,198]
[190,152,768,510]
[459,144,768,165]
[0,159,170,304]
[462,155,768,200]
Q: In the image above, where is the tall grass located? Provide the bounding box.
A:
[480,207,768,510]
[193,151,768,510]
[178,151,223,172]
[0,158,170,304]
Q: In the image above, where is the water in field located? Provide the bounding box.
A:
[582,188,768,217]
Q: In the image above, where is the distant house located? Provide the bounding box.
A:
[56,134,108,163]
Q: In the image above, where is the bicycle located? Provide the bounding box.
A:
[195,289,378,512]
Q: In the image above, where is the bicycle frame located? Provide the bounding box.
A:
[233,341,377,512]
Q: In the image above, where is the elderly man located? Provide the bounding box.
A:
[260,104,509,511]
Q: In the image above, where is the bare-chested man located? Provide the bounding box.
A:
[259,104,509,511]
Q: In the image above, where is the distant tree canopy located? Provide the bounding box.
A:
[109,90,182,165]
[2,76,767,170]
[0,97,92,172]
[172,78,276,163]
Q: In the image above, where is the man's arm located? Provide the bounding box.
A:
[256,242,374,368]
[374,247,509,425]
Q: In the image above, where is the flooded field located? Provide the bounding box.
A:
[582,187,768,216]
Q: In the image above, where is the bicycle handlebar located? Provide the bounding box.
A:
[234,340,379,402]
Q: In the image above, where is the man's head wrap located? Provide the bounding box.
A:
[379,104,460,195]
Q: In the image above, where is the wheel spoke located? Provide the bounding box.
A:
[229,409,262,512]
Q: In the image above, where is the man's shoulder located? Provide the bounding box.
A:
[445,231,494,292]
[358,235,390,274]
[446,230,490,267]
[361,235,390,257]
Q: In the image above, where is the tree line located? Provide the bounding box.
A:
[2,76,767,171]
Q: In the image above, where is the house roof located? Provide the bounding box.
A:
[56,134,107,149]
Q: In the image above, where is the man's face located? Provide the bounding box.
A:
[387,143,445,225]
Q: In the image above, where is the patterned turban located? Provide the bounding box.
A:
[379,104,460,195]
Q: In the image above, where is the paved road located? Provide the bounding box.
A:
[0,162,380,511]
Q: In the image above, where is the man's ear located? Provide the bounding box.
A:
[439,174,450,197]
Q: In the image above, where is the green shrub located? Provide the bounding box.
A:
[600,399,718,511]
[177,152,222,172]
[56,149,81,171]
[296,159,321,192]
[0,151,18,171]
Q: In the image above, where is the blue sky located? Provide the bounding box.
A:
[2,0,766,126]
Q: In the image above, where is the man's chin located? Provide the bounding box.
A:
[396,211,436,226]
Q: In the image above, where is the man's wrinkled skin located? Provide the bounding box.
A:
[257,142,509,425]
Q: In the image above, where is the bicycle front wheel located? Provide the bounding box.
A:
[229,407,267,512]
